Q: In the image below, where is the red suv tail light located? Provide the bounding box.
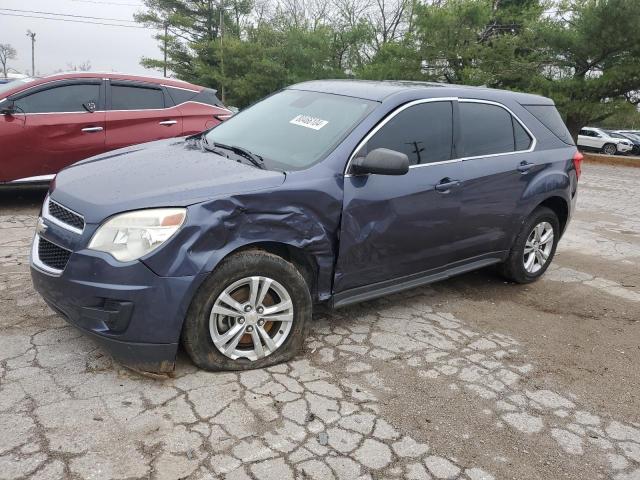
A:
[573,150,584,179]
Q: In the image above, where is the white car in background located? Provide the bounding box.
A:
[577,127,633,155]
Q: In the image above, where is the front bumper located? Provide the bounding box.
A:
[30,237,205,373]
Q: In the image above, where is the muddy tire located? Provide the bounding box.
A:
[182,250,312,371]
[499,207,559,284]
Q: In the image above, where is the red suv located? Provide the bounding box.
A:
[0,73,232,183]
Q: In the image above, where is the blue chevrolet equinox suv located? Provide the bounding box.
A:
[30,80,581,372]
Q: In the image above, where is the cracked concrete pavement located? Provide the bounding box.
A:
[0,163,639,480]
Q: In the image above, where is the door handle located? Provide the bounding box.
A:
[517,161,535,173]
[159,120,177,126]
[81,126,103,133]
[435,178,460,193]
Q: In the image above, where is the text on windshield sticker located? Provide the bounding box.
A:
[289,114,329,130]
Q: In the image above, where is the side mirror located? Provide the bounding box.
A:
[83,101,97,113]
[0,100,16,116]
[350,148,410,176]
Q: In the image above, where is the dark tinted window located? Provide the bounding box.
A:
[524,104,574,145]
[460,102,515,157]
[607,132,626,139]
[580,130,598,137]
[193,88,224,107]
[513,118,532,150]
[363,101,453,165]
[15,83,100,113]
[167,87,198,105]
[111,84,164,110]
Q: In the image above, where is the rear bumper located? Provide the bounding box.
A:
[30,245,205,373]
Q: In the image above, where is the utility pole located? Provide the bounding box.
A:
[219,4,226,104]
[26,30,36,76]
[163,22,168,78]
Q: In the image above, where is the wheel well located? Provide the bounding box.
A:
[233,242,318,298]
[538,196,569,234]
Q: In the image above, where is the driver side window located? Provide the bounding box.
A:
[358,101,454,166]
[14,83,100,114]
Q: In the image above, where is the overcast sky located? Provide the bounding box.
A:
[0,0,160,76]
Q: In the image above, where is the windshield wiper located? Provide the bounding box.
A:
[203,139,266,170]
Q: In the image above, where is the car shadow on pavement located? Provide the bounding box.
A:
[0,185,49,213]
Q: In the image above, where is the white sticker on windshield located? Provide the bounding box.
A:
[290,114,329,130]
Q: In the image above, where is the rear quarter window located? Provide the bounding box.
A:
[193,88,224,107]
[523,105,574,145]
[166,87,198,105]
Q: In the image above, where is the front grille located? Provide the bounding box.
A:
[48,199,85,231]
[38,237,72,271]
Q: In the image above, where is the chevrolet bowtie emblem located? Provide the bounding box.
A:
[36,217,48,235]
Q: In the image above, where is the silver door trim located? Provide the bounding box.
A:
[161,84,199,93]
[81,126,104,132]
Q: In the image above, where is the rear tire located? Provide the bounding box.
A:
[182,250,312,371]
[499,207,559,284]
[602,143,617,155]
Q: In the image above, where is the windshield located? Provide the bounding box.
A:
[0,78,35,98]
[205,89,376,171]
[606,131,625,139]
[618,132,640,142]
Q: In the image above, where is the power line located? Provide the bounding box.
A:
[0,12,148,29]
[0,8,138,23]
[69,0,143,6]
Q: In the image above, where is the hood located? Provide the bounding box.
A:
[50,137,286,223]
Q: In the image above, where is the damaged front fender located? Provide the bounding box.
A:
[141,173,344,302]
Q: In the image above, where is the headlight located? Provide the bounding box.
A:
[88,208,186,262]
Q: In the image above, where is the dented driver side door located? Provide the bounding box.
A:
[333,100,463,293]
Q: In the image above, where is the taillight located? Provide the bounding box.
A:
[214,113,233,122]
[572,150,584,179]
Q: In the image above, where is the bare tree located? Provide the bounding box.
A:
[67,60,92,72]
[368,0,412,50]
[0,43,17,79]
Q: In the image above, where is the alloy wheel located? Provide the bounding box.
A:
[604,144,617,155]
[523,221,554,274]
[209,276,294,361]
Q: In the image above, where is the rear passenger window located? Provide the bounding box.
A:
[362,101,453,165]
[460,102,521,157]
[111,84,164,110]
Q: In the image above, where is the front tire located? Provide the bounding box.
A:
[499,207,559,284]
[182,250,312,371]
[602,143,617,155]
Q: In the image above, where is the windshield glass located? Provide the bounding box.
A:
[0,78,35,98]
[619,132,640,141]
[205,89,376,171]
